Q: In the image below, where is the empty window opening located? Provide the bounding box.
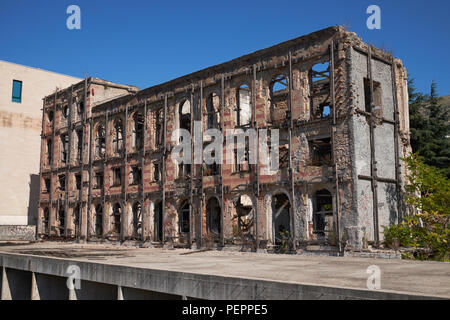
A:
[63,106,69,119]
[272,193,291,245]
[73,205,80,235]
[179,200,190,234]
[43,208,49,234]
[95,204,103,237]
[95,172,104,189]
[318,104,331,118]
[129,166,141,185]
[48,111,54,123]
[58,175,66,191]
[155,109,163,146]
[310,62,330,83]
[132,201,142,238]
[76,129,83,162]
[364,78,382,113]
[113,118,124,153]
[206,197,221,235]
[111,203,121,235]
[204,150,219,176]
[206,93,220,129]
[46,139,52,165]
[43,178,51,193]
[95,124,106,158]
[154,201,163,242]
[77,100,84,115]
[235,84,251,127]
[112,167,122,186]
[153,162,160,182]
[12,80,22,103]
[57,207,65,236]
[75,174,81,190]
[271,74,288,95]
[309,137,332,166]
[179,100,191,133]
[61,134,68,164]
[234,136,250,173]
[233,195,254,239]
[133,112,144,150]
[313,189,333,237]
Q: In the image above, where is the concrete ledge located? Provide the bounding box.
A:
[0,252,445,300]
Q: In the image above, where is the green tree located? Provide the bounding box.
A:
[408,79,450,177]
[383,155,450,261]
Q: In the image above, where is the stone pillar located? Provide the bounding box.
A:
[117,285,124,300]
[31,272,40,300]
[1,267,11,300]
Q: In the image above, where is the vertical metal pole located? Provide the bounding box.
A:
[141,101,147,241]
[123,105,128,241]
[103,112,108,238]
[220,75,225,247]
[288,52,297,251]
[199,82,204,248]
[87,114,93,240]
[49,90,57,236]
[367,47,380,248]
[37,98,46,236]
[390,60,403,222]
[189,85,194,247]
[65,86,73,237]
[162,94,168,244]
[79,77,88,240]
[252,65,260,250]
[330,42,341,250]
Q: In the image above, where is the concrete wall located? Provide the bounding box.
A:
[0,225,35,241]
[0,60,82,226]
[348,48,400,244]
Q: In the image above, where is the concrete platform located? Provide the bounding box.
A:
[0,242,449,300]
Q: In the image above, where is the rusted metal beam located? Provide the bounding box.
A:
[288,52,297,252]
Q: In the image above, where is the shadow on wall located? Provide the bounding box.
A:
[27,174,40,226]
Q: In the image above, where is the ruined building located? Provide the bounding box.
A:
[37,26,411,251]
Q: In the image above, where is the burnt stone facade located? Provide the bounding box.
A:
[38,26,411,251]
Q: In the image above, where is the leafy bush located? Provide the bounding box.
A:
[382,155,450,261]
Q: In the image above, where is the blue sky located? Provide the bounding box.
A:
[1,0,449,96]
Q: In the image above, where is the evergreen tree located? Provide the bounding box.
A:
[409,79,450,177]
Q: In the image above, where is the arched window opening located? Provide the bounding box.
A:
[95,204,103,237]
[113,118,124,153]
[235,84,251,127]
[206,197,221,235]
[271,74,288,95]
[95,124,106,158]
[179,200,189,234]
[63,106,69,119]
[57,207,65,237]
[111,203,122,235]
[132,201,142,238]
[133,112,144,150]
[313,189,333,237]
[206,93,220,129]
[73,205,80,236]
[43,207,50,234]
[272,193,291,245]
[232,195,254,239]
[60,134,68,164]
[77,100,84,115]
[310,62,329,83]
[46,139,53,165]
[48,111,54,123]
[178,100,191,179]
[154,202,163,242]
[155,109,163,146]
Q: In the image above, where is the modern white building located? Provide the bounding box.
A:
[0,60,81,235]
